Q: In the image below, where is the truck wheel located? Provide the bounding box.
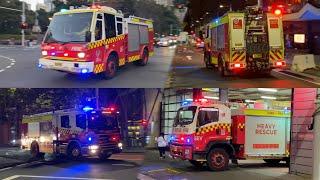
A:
[68,144,82,160]
[103,55,118,79]
[99,153,112,160]
[218,60,226,77]
[135,49,149,66]
[30,141,40,158]
[189,160,205,168]
[204,54,213,69]
[207,148,229,171]
[263,159,281,166]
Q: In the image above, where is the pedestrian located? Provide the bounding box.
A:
[156,133,167,159]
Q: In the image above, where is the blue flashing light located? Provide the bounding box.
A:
[83,106,94,112]
[215,19,219,24]
[88,137,92,142]
[38,64,43,68]
[60,9,68,12]
[81,68,89,74]
[186,138,191,143]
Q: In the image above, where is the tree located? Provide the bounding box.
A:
[36,9,50,33]
[0,0,35,34]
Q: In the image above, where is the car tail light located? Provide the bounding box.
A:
[276,61,285,66]
[235,63,241,68]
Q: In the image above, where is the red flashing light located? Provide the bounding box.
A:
[276,61,285,66]
[234,63,241,68]
[274,9,282,15]
[142,120,148,127]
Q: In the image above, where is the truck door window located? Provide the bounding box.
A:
[95,15,103,41]
[61,115,70,128]
[116,17,123,35]
[76,114,86,129]
[104,14,116,38]
[198,108,219,127]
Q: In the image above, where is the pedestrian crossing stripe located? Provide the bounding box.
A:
[87,35,126,50]
[94,63,104,74]
[196,123,231,135]
[128,55,140,62]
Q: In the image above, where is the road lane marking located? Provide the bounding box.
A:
[0,55,15,72]
[111,163,135,167]
[3,175,113,180]
[3,175,20,180]
[137,173,155,180]
[0,167,13,172]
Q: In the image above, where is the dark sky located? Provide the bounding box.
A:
[184,0,272,30]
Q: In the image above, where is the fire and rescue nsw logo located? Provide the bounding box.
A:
[233,18,243,29]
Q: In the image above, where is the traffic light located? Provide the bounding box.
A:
[20,22,28,29]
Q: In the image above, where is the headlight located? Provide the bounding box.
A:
[89,145,99,150]
[118,143,123,148]
[77,52,86,58]
[42,51,48,56]
[39,136,46,143]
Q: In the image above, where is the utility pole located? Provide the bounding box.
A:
[313,113,320,180]
[21,2,26,47]
[95,88,99,110]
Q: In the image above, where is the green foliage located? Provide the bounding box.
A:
[0,89,95,124]
[36,9,51,33]
[0,0,35,34]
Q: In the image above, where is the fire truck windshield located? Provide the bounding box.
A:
[44,12,93,43]
[174,106,197,127]
[88,113,118,131]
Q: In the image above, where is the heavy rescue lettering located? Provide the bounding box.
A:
[255,123,277,135]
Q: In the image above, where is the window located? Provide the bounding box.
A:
[76,114,86,129]
[198,108,219,127]
[61,115,70,128]
[104,14,116,38]
[116,17,123,35]
[95,20,103,41]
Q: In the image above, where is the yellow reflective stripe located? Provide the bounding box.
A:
[128,55,140,62]
[195,123,231,135]
[87,35,125,50]
[94,63,104,74]
[244,109,290,117]
[22,114,53,123]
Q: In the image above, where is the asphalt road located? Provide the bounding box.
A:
[166,45,317,88]
[0,46,175,88]
[139,150,309,180]
[0,153,144,180]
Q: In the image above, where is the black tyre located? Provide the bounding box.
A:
[30,141,40,158]
[189,160,205,168]
[204,53,212,69]
[134,49,149,66]
[99,153,112,160]
[103,55,118,79]
[207,148,229,171]
[218,60,226,77]
[67,144,82,160]
[263,159,281,165]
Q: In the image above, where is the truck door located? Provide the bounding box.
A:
[229,14,246,66]
[267,14,285,67]
[92,13,105,65]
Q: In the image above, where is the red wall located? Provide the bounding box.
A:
[290,88,316,176]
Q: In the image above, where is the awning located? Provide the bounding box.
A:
[283,3,320,21]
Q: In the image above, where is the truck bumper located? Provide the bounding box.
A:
[170,144,193,160]
[38,58,94,74]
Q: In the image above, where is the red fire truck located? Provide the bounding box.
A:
[21,107,122,160]
[203,6,285,76]
[170,99,291,171]
[39,5,154,79]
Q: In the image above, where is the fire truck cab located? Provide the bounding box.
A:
[39,6,154,79]
[203,6,286,76]
[170,100,291,171]
[21,107,122,160]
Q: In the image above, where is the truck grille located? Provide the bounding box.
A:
[97,134,117,150]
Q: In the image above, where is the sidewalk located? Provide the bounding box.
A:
[140,150,310,180]
[0,147,33,169]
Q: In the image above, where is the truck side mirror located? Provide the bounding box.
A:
[85,31,92,42]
